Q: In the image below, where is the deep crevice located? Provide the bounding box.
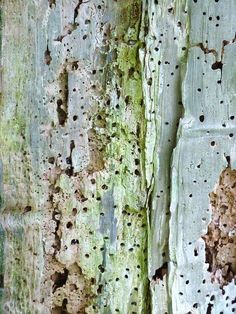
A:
[51,269,69,293]
[152,262,168,281]
[48,0,56,8]
[45,45,52,65]
[74,1,89,23]
[57,68,68,126]
[211,61,223,70]
[65,140,75,177]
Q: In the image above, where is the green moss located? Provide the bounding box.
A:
[0,113,26,152]
[116,43,139,72]
[89,1,148,311]
[114,0,141,38]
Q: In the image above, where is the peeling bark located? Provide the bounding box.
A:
[204,167,236,287]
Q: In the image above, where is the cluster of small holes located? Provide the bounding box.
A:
[20,1,155,313]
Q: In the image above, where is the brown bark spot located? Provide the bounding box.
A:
[45,46,52,65]
[51,263,94,313]
[203,167,236,286]
[48,0,56,8]
[87,129,105,173]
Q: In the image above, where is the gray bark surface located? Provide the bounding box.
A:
[0,0,236,313]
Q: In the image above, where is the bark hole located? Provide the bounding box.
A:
[211,61,223,70]
[48,0,56,8]
[203,167,236,286]
[51,269,69,293]
[0,274,3,288]
[52,298,68,314]
[44,45,52,65]
[152,262,168,281]
[206,303,213,314]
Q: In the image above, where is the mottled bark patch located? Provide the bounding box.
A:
[87,129,106,173]
[203,167,236,286]
[51,263,93,313]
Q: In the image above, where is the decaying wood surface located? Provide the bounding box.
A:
[0,0,236,313]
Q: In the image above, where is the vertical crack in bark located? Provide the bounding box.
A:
[74,1,89,23]
[203,167,236,287]
[142,2,189,312]
[152,262,168,282]
[51,269,69,293]
[57,67,68,126]
[65,140,75,177]
[139,3,152,312]
[45,45,52,65]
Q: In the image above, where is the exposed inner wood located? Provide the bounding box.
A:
[204,168,236,286]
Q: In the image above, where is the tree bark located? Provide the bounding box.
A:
[0,0,236,313]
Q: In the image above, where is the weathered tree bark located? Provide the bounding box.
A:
[0,0,236,313]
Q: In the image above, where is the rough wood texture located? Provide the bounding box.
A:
[0,0,236,313]
[0,1,148,313]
